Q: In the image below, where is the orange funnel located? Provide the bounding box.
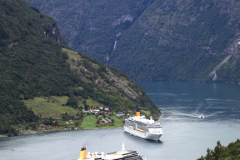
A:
[79,147,87,160]
[136,111,140,117]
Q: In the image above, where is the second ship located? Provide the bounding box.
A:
[124,111,163,141]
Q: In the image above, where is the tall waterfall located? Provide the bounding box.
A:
[106,41,117,63]
[113,41,117,50]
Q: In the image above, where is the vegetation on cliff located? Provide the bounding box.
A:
[0,0,160,135]
[27,0,240,83]
[198,139,240,160]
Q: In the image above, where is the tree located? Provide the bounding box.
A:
[75,122,80,127]
[66,95,78,107]
[54,120,58,126]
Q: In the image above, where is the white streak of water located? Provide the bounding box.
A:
[113,41,117,50]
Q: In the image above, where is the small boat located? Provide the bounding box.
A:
[200,115,204,119]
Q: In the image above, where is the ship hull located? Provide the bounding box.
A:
[124,126,162,141]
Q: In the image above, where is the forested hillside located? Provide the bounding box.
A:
[0,0,160,135]
[26,0,154,61]
[27,0,240,83]
[198,139,240,160]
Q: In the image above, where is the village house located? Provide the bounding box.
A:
[36,124,46,129]
[36,124,58,130]
[116,112,125,117]
[82,109,89,113]
[90,108,100,112]
[107,110,112,115]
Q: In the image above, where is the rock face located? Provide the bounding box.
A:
[112,14,134,26]
[44,27,61,42]
[6,41,18,48]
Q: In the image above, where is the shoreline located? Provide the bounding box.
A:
[0,126,124,138]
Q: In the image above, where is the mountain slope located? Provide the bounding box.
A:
[27,0,240,83]
[110,0,240,82]
[0,0,160,135]
[26,0,154,62]
[61,47,160,115]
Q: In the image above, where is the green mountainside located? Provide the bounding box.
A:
[198,139,240,160]
[26,0,154,61]
[0,0,160,135]
[27,0,240,83]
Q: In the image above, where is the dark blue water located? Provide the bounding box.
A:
[1,81,240,160]
[137,81,240,122]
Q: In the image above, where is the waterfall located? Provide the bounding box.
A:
[113,41,117,50]
[106,41,117,64]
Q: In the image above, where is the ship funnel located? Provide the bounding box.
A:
[136,111,140,117]
[79,147,87,160]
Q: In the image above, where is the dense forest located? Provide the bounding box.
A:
[27,0,240,83]
[0,0,160,135]
[198,139,240,160]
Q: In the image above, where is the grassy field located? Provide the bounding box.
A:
[76,98,103,108]
[62,48,81,60]
[110,116,123,127]
[24,96,123,130]
[80,115,98,129]
[83,98,103,107]
[24,96,79,120]
[140,110,150,116]
[100,115,123,128]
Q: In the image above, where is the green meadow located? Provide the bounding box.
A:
[24,96,78,120]
[80,115,98,129]
[100,115,123,128]
[24,96,104,119]
[24,97,124,130]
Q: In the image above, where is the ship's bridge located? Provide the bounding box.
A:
[129,116,157,124]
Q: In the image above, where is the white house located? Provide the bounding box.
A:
[82,109,89,113]
[116,112,125,117]
[90,108,100,112]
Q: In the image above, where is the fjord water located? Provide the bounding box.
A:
[1,81,240,160]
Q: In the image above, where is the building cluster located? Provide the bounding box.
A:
[36,124,58,130]
[82,106,113,115]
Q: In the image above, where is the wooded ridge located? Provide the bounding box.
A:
[0,0,160,136]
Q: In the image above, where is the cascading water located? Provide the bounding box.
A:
[106,41,117,63]
[113,41,117,50]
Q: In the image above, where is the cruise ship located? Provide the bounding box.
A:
[74,142,145,160]
[124,111,163,141]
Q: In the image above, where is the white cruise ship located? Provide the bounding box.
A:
[75,142,145,160]
[124,111,163,141]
